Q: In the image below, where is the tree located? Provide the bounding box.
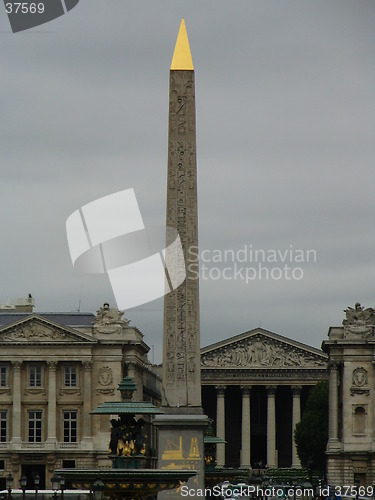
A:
[294,380,329,475]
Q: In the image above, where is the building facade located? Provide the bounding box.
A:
[0,299,160,490]
[323,303,375,486]
[201,328,328,469]
[0,297,332,488]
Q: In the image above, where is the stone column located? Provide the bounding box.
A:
[127,361,136,379]
[127,361,143,401]
[266,386,277,467]
[82,361,93,449]
[291,385,302,468]
[46,361,57,449]
[328,363,339,446]
[240,386,251,468]
[216,386,226,467]
[10,361,22,448]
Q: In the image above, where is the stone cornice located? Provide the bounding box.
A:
[202,368,328,383]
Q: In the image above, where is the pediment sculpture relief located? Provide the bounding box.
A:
[2,322,64,341]
[201,336,326,368]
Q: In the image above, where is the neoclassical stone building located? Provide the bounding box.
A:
[323,303,375,486]
[201,328,328,469]
[0,297,332,488]
[0,298,160,489]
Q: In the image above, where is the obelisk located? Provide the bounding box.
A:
[162,18,201,409]
[155,19,207,497]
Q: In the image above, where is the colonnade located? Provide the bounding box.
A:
[215,384,302,468]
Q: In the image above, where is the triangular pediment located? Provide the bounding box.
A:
[0,314,96,344]
[201,328,327,369]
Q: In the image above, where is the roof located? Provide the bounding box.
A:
[201,326,326,358]
[0,312,95,327]
[200,327,327,374]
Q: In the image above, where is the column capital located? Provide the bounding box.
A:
[215,386,226,396]
[266,385,277,395]
[240,386,251,396]
[83,360,93,371]
[47,361,58,371]
[126,361,137,371]
[328,361,340,372]
[291,385,302,396]
[11,361,22,371]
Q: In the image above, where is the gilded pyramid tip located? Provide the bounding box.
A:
[170,18,194,71]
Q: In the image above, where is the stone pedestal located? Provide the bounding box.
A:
[155,412,208,499]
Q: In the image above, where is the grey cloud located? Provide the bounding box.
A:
[1,0,374,362]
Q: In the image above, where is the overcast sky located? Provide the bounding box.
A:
[1,0,375,363]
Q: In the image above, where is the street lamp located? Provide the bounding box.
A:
[262,475,270,500]
[20,475,27,500]
[6,473,13,500]
[60,475,65,500]
[292,477,297,500]
[34,474,40,500]
[354,474,360,500]
[51,475,60,500]
[92,479,105,500]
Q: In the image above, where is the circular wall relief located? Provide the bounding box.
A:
[98,366,113,386]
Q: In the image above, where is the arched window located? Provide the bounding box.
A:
[353,406,366,435]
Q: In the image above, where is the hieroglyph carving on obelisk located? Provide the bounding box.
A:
[162,19,201,408]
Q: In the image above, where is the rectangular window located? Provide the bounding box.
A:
[0,411,7,442]
[28,411,42,442]
[62,460,75,468]
[64,367,77,387]
[29,366,42,387]
[0,367,7,387]
[63,411,77,443]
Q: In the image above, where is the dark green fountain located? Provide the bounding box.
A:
[56,377,196,499]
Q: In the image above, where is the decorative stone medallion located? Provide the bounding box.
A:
[352,367,368,387]
[351,367,369,396]
[98,366,113,386]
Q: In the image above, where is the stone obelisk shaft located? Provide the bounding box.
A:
[162,19,201,408]
[157,22,207,497]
